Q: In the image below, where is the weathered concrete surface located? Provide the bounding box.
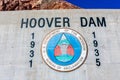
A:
[0,10,120,80]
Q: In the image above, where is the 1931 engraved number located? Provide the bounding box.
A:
[29,33,35,68]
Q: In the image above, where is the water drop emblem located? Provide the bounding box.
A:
[54,34,74,62]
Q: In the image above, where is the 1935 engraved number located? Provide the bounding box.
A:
[92,32,101,66]
[29,33,35,68]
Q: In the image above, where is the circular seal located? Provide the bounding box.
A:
[41,28,88,72]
